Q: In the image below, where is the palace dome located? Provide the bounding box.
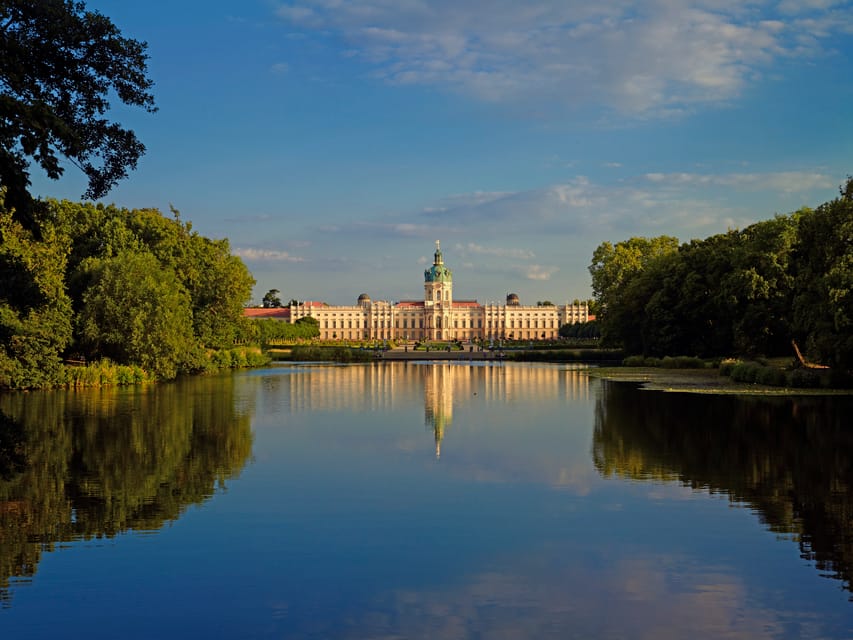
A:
[506,293,520,306]
[424,241,452,283]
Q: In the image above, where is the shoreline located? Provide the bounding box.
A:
[588,367,853,396]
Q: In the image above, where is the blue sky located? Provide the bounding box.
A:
[32,0,853,305]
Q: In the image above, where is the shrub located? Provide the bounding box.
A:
[755,366,787,387]
[718,359,739,376]
[661,356,706,369]
[730,362,760,383]
[623,355,645,366]
[788,368,821,388]
[828,369,853,389]
[230,350,248,368]
[64,360,154,387]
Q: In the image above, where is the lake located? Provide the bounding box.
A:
[1,361,852,639]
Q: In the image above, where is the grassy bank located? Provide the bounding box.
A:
[275,345,373,363]
[507,348,624,363]
[60,347,271,389]
[590,366,853,395]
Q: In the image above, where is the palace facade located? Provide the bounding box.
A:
[245,242,589,342]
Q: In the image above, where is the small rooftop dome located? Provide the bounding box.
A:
[506,293,520,306]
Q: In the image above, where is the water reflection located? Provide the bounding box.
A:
[0,375,253,606]
[259,361,590,460]
[593,380,853,597]
[3,363,852,637]
[421,362,590,459]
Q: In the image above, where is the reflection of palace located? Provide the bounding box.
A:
[274,362,590,457]
[424,365,454,459]
[246,242,590,341]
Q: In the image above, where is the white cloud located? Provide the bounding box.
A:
[455,243,536,260]
[274,0,851,116]
[642,170,835,193]
[233,248,305,262]
[412,167,843,241]
[315,220,457,238]
[525,264,559,281]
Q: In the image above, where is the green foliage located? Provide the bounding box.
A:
[660,356,706,369]
[590,181,853,375]
[508,348,624,363]
[0,202,73,388]
[788,368,821,389]
[288,345,371,362]
[729,362,761,383]
[77,251,198,379]
[250,316,320,344]
[0,1,156,228]
[755,366,787,387]
[0,199,257,388]
[622,355,706,368]
[725,361,788,387]
[262,289,283,308]
[718,359,739,377]
[559,320,600,339]
[589,236,679,347]
[64,361,151,387]
[792,180,853,371]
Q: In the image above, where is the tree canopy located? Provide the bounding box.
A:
[262,289,283,308]
[589,179,853,370]
[0,0,156,226]
[1,196,256,388]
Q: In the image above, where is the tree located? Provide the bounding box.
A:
[589,236,679,347]
[792,179,853,370]
[262,289,282,308]
[0,1,156,227]
[77,251,198,379]
[0,198,72,388]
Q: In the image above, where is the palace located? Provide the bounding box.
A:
[245,242,589,342]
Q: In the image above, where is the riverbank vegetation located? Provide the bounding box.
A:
[0,197,259,389]
[590,179,853,378]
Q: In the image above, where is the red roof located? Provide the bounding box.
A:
[452,300,481,308]
[396,300,425,308]
[244,307,291,319]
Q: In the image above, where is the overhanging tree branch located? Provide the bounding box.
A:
[0,0,156,226]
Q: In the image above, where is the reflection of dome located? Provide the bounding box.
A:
[507,293,520,306]
[357,293,371,306]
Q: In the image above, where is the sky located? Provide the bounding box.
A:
[31,0,853,306]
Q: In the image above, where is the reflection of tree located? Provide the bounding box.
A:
[592,381,853,595]
[0,375,252,605]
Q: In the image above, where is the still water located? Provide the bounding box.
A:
[1,361,852,639]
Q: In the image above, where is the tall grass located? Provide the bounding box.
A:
[64,361,152,388]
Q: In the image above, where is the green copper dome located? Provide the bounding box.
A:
[424,241,453,283]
